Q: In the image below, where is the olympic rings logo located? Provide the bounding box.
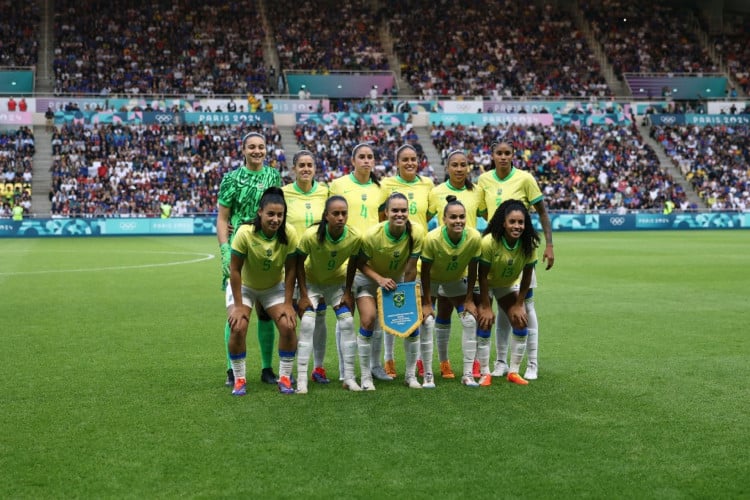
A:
[609,217,625,226]
[154,114,174,123]
[659,116,676,124]
[119,222,137,230]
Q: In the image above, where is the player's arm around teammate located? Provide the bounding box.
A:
[477,199,539,387]
[227,187,299,396]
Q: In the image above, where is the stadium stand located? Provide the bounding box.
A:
[650,124,749,211]
[385,0,610,98]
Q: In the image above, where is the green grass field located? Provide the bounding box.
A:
[1,231,748,499]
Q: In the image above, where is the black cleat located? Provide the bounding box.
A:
[261,367,278,384]
[225,368,235,387]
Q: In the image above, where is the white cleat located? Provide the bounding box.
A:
[491,360,509,377]
[405,376,422,389]
[422,373,436,389]
[524,363,538,380]
[361,378,376,391]
[462,375,480,387]
[342,379,362,391]
[296,382,308,394]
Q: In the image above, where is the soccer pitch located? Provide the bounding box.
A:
[1,231,748,498]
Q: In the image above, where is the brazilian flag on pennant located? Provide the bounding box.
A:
[377,281,423,338]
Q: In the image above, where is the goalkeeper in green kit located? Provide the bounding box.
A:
[217,131,282,386]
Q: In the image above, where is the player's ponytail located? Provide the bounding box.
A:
[443,194,465,216]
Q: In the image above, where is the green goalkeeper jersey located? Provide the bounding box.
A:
[218,165,282,241]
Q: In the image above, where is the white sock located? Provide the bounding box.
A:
[230,356,246,380]
[435,320,451,362]
[509,331,528,374]
[495,309,511,365]
[357,331,372,382]
[370,326,383,370]
[461,314,477,376]
[313,310,327,368]
[279,354,295,379]
[335,320,344,377]
[384,327,395,363]
[296,311,315,382]
[404,336,419,378]
[421,319,434,375]
[336,310,356,381]
[476,335,491,375]
[526,299,538,368]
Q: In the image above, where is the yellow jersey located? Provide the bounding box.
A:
[478,234,537,288]
[231,224,299,290]
[379,175,434,232]
[360,221,426,280]
[283,181,329,236]
[477,168,543,221]
[421,226,482,282]
[428,181,483,229]
[328,173,382,234]
[297,224,362,286]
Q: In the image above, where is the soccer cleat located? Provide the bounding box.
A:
[524,363,538,380]
[232,377,247,396]
[372,365,394,381]
[296,379,308,394]
[422,373,436,389]
[278,375,295,394]
[342,379,362,392]
[361,378,376,391]
[225,368,235,387]
[478,374,492,387]
[405,376,422,389]
[472,359,481,378]
[384,359,398,378]
[440,360,455,379]
[260,367,278,384]
[417,359,425,377]
[491,360,509,377]
[507,372,529,385]
[462,375,479,387]
[311,367,330,384]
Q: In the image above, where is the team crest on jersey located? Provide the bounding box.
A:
[496,188,503,195]
[267,249,273,257]
[506,258,514,266]
[305,203,311,209]
[361,194,367,201]
[451,255,458,261]
[330,251,337,258]
[393,251,401,259]
[408,193,414,200]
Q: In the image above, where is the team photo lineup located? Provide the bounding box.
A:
[218,132,555,396]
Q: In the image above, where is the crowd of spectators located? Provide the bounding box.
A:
[651,124,749,211]
[53,0,272,95]
[292,120,436,184]
[0,0,40,67]
[581,0,719,78]
[266,0,389,73]
[429,122,687,211]
[0,127,34,218]
[712,15,750,96]
[48,122,283,217]
[385,0,609,98]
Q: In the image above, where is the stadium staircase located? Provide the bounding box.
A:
[570,2,629,97]
[30,126,53,216]
[636,122,704,208]
[417,128,444,181]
